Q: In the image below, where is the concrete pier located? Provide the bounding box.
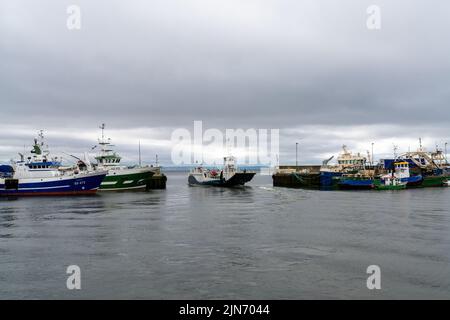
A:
[272,165,321,188]
[147,174,167,189]
[146,167,167,189]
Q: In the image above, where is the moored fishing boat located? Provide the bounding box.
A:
[382,146,448,188]
[0,132,106,196]
[382,161,423,188]
[337,175,376,190]
[94,124,155,191]
[321,146,369,188]
[188,156,255,187]
[422,175,448,188]
[375,176,407,191]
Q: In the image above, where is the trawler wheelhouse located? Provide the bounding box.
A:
[95,124,123,166]
[336,145,367,167]
[95,154,122,165]
[18,131,63,174]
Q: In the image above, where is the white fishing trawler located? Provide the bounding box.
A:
[335,145,367,170]
[188,156,255,187]
[93,124,155,191]
[0,131,106,196]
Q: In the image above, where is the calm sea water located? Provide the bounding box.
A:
[1,172,450,299]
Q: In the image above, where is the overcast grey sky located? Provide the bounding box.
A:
[1,0,449,165]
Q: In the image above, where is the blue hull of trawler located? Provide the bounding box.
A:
[319,171,343,187]
[0,173,106,196]
[338,179,375,190]
[401,175,423,187]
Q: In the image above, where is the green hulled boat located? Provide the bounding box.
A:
[422,175,448,188]
[99,166,154,190]
[95,124,155,191]
[375,177,407,191]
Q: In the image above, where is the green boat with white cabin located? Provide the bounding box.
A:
[95,124,155,191]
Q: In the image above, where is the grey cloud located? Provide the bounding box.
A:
[1,0,449,164]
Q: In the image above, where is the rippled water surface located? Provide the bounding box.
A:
[1,173,450,299]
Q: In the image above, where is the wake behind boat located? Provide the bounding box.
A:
[188,156,255,187]
[0,132,106,196]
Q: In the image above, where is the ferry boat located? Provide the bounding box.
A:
[0,132,106,196]
[94,124,155,191]
[188,156,255,187]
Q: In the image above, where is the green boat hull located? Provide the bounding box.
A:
[99,170,154,191]
[422,176,448,188]
[375,184,406,191]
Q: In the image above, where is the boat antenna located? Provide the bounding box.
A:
[38,130,44,146]
[445,142,448,164]
[371,142,375,166]
[419,137,423,152]
[138,140,142,167]
[100,123,105,143]
[393,144,399,160]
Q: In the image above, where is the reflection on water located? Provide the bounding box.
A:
[1,173,450,299]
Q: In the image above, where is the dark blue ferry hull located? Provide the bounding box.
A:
[188,172,255,187]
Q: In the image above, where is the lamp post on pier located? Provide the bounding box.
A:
[371,142,375,166]
[445,142,448,164]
